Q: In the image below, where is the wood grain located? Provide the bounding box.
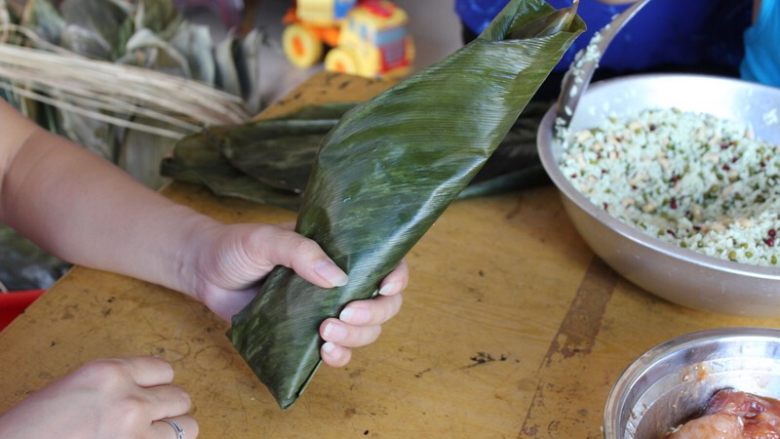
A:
[2,72,780,438]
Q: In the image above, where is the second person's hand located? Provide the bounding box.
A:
[0,357,196,439]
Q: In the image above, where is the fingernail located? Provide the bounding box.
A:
[340,307,370,324]
[379,282,396,296]
[323,322,348,341]
[314,260,349,287]
[322,342,337,354]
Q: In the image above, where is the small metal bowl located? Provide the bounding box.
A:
[537,74,780,317]
[603,328,780,439]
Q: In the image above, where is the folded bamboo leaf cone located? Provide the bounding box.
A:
[229,0,585,409]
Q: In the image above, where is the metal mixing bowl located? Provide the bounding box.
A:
[603,328,780,439]
[537,74,780,317]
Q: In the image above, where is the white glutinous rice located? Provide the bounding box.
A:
[559,108,780,267]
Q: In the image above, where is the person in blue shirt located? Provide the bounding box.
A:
[456,0,753,97]
[742,0,780,87]
[456,0,757,199]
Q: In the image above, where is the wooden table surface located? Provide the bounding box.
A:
[3,73,780,439]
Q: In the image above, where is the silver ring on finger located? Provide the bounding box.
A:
[163,419,185,439]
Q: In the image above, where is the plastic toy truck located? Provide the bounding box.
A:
[282,0,414,78]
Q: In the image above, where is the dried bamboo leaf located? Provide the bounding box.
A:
[119,27,191,77]
[21,0,64,44]
[4,0,23,18]
[60,0,126,58]
[136,0,179,38]
[239,29,264,113]
[60,23,112,59]
[0,1,13,33]
[57,103,116,159]
[120,116,178,188]
[169,22,215,85]
[214,30,241,96]
[0,225,70,290]
[229,0,584,409]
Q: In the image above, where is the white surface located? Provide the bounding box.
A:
[185,0,463,106]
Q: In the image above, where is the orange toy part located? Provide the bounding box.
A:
[283,7,341,47]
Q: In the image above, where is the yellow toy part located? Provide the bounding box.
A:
[282,24,323,68]
[297,0,357,26]
[324,47,360,75]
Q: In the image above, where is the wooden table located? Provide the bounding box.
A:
[3,73,780,439]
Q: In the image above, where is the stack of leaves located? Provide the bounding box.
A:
[0,0,262,290]
[226,0,584,409]
[0,0,261,187]
[161,99,554,212]
[0,225,70,291]
[161,103,353,211]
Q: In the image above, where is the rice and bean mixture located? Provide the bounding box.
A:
[559,108,780,267]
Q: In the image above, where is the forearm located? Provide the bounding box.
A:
[0,121,217,296]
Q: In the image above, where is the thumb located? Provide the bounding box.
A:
[254,226,349,289]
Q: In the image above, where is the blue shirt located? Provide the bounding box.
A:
[741,0,780,87]
[455,0,751,74]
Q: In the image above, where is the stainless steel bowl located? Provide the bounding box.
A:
[603,328,780,439]
[537,74,780,317]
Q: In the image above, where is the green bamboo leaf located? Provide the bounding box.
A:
[186,104,354,195]
[163,104,355,203]
[229,0,584,409]
[468,100,550,186]
[222,119,338,194]
[211,99,543,198]
[164,97,547,205]
[458,165,549,199]
[161,158,302,210]
[162,127,301,210]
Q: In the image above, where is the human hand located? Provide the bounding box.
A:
[186,223,408,368]
[0,357,196,439]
